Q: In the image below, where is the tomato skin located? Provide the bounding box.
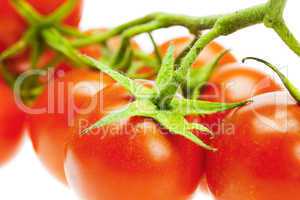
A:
[201,64,281,103]
[186,64,281,193]
[0,81,25,165]
[0,0,82,52]
[65,83,205,200]
[159,36,236,68]
[28,69,114,183]
[206,91,300,200]
[193,64,282,132]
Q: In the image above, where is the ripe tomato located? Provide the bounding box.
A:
[64,82,205,200]
[201,64,281,103]
[187,64,281,193]
[28,68,114,183]
[0,80,25,165]
[193,64,281,132]
[206,91,300,200]
[0,0,82,52]
[159,36,236,68]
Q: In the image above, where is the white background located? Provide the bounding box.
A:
[2,0,300,199]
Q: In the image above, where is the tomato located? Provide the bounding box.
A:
[64,82,205,200]
[200,64,281,103]
[186,64,281,193]
[0,0,82,52]
[0,79,25,165]
[192,64,281,132]
[28,68,114,183]
[159,36,236,68]
[206,91,300,200]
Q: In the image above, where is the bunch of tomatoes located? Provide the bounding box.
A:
[1,1,300,200]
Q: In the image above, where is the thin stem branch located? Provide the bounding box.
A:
[148,32,162,65]
[71,13,158,47]
[111,21,164,66]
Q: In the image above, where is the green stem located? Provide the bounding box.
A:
[56,25,85,37]
[71,13,158,47]
[175,36,198,67]
[263,0,300,56]
[271,20,300,56]
[156,4,267,107]
[111,21,164,66]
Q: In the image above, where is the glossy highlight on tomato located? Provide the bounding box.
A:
[28,68,114,183]
[65,82,205,200]
[201,64,281,103]
[206,91,300,200]
[193,64,281,133]
[0,79,25,165]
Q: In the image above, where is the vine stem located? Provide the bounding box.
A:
[103,2,300,67]
[157,4,267,108]
[41,0,299,109]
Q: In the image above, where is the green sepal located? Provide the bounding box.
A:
[81,100,153,135]
[148,32,162,65]
[186,50,230,99]
[243,57,300,103]
[156,45,175,92]
[30,39,44,69]
[82,99,215,151]
[42,28,83,65]
[170,98,250,115]
[82,57,156,98]
[116,46,133,71]
[46,0,79,24]
[0,28,37,61]
[11,0,43,25]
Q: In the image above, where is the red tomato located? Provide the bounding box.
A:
[0,80,25,165]
[193,64,281,132]
[159,36,236,68]
[206,91,300,200]
[64,82,205,200]
[187,64,281,193]
[0,0,82,52]
[201,64,281,103]
[28,68,114,183]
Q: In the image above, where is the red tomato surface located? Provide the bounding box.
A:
[28,68,114,183]
[193,64,281,133]
[159,36,236,68]
[65,82,205,200]
[201,64,281,103]
[0,0,82,52]
[0,80,25,165]
[206,91,300,200]
[187,64,281,193]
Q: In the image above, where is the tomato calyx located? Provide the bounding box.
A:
[81,48,249,150]
[1,0,80,62]
[243,57,300,103]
